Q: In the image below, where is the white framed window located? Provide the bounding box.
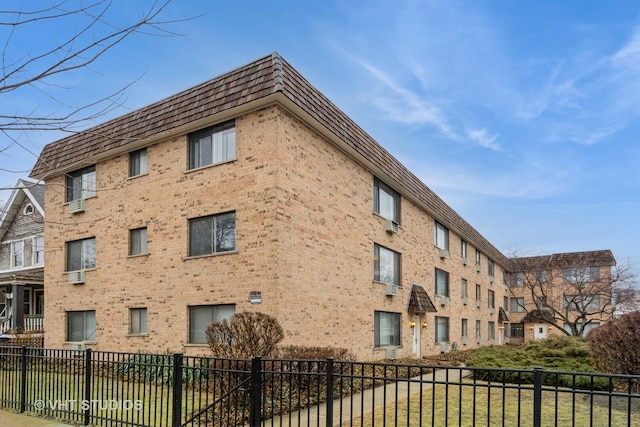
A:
[23,204,34,215]
[461,319,468,338]
[475,320,481,338]
[129,227,148,256]
[461,240,467,258]
[374,311,401,347]
[188,304,235,344]
[475,284,481,303]
[129,308,148,335]
[373,178,401,223]
[189,212,236,256]
[435,316,449,343]
[11,241,23,268]
[374,244,401,285]
[66,237,96,271]
[129,148,148,177]
[33,236,44,265]
[66,166,96,202]
[475,249,481,265]
[434,221,449,251]
[188,121,236,170]
[488,289,495,309]
[461,279,468,298]
[67,310,96,341]
[435,268,449,297]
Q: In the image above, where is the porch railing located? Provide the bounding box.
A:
[24,315,44,332]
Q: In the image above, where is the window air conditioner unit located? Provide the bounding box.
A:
[490,307,495,315]
[462,296,469,305]
[68,270,85,284]
[462,336,469,345]
[69,198,85,214]
[385,347,398,360]
[476,337,482,344]
[440,343,450,353]
[439,295,450,306]
[385,220,399,234]
[68,342,86,351]
[439,249,450,259]
[505,337,510,344]
[385,283,399,296]
[489,339,496,346]
[490,276,495,284]
[476,264,481,272]
[476,299,481,308]
[462,257,469,266]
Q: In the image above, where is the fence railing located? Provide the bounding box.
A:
[0,346,638,426]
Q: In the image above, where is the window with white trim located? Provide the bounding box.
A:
[373,178,401,223]
[129,308,147,335]
[434,221,449,251]
[33,236,44,265]
[188,121,236,170]
[129,227,148,256]
[11,241,23,268]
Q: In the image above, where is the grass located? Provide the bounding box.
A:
[346,380,639,426]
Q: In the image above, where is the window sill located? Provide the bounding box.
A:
[64,341,96,345]
[184,250,238,261]
[64,268,96,275]
[184,343,209,347]
[127,253,150,259]
[126,333,149,338]
[127,172,149,180]
[185,158,236,174]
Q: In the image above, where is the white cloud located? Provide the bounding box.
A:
[465,128,500,150]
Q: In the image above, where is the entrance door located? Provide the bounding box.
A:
[534,323,548,340]
[412,315,420,358]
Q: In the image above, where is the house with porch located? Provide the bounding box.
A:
[0,180,45,336]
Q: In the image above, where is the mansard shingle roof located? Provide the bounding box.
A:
[31,52,508,265]
[510,250,616,270]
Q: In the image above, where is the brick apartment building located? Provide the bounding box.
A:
[29,53,613,359]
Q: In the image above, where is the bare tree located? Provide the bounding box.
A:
[508,252,637,337]
[0,0,184,184]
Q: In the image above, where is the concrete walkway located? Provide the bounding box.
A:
[266,367,470,427]
[0,410,75,426]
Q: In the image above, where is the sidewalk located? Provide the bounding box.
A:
[0,410,75,426]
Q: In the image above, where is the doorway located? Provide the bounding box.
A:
[534,323,548,340]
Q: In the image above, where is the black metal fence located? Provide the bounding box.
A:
[0,346,639,426]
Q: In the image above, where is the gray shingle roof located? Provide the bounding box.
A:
[31,52,509,265]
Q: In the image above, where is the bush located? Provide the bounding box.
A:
[588,311,640,376]
[206,311,284,359]
[278,345,356,361]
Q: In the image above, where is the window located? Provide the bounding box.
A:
[188,121,236,170]
[66,238,96,271]
[564,295,600,311]
[475,249,481,265]
[475,320,481,338]
[373,178,401,223]
[510,323,524,338]
[189,212,236,256]
[563,322,600,337]
[374,311,401,347]
[66,166,96,202]
[510,297,525,312]
[536,296,548,307]
[503,322,510,338]
[461,279,468,299]
[67,310,96,341]
[434,221,449,251]
[129,228,148,256]
[11,241,23,268]
[188,304,235,344]
[129,308,147,335]
[435,268,449,297]
[461,319,468,338]
[488,290,495,309]
[488,259,495,277]
[461,240,467,259]
[475,284,481,304]
[503,296,509,310]
[33,236,44,265]
[23,204,34,215]
[374,244,401,285]
[435,317,449,343]
[536,270,548,283]
[563,267,600,283]
[129,148,148,177]
[488,322,495,341]
[511,272,524,287]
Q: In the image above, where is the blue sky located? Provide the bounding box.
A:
[1,1,639,273]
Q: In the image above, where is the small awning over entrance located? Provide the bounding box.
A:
[498,307,509,322]
[522,308,555,323]
[407,283,437,313]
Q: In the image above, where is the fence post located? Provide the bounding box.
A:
[84,348,92,426]
[533,366,543,427]
[249,356,262,427]
[19,346,27,413]
[325,357,334,427]
[172,353,184,427]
